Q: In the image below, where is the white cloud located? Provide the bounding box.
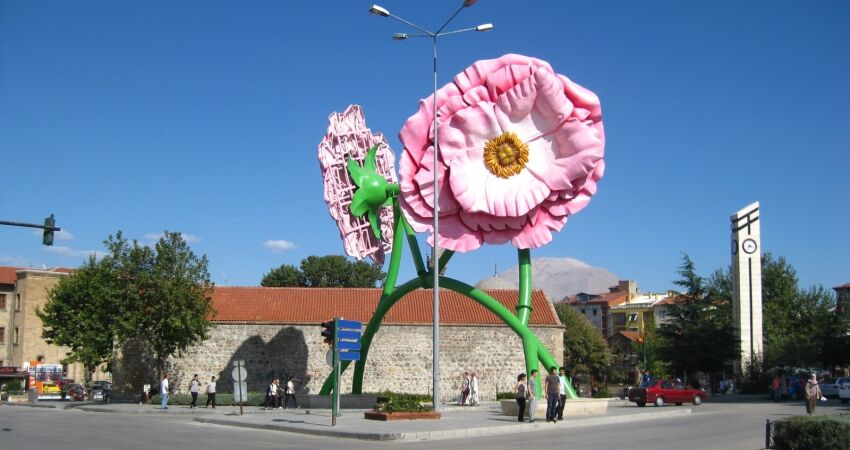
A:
[144,232,202,244]
[0,255,39,267]
[31,229,73,240]
[55,230,74,241]
[264,240,297,253]
[44,246,106,259]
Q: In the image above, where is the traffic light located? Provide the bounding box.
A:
[321,320,336,347]
[42,214,55,246]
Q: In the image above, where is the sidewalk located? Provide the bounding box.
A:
[58,401,692,441]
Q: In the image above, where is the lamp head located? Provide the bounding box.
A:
[369,5,390,17]
[392,33,408,41]
[463,0,478,6]
[476,23,494,32]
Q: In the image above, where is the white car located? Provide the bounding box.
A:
[840,381,850,405]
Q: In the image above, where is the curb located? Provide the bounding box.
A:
[78,405,218,415]
[194,408,692,441]
[0,402,58,409]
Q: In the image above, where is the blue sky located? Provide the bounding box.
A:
[2,1,848,295]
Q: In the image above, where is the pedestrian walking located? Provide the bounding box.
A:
[189,374,200,409]
[804,373,825,416]
[284,376,299,409]
[459,372,471,405]
[515,373,527,422]
[160,373,170,410]
[141,383,150,405]
[469,372,480,406]
[526,369,539,422]
[205,376,217,408]
[544,366,561,422]
[556,367,569,420]
[265,378,279,410]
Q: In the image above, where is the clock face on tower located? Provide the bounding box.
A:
[742,238,758,254]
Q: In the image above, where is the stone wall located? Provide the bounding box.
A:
[117,322,563,402]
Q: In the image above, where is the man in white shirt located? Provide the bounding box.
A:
[160,373,170,410]
[205,376,217,408]
[557,367,569,420]
[189,374,200,409]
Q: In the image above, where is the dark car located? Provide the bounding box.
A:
[62,383,86,401]
[628,379,707,407]
[86,381,113,402]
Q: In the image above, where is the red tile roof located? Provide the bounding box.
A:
[618,330,641,343]
[562,291,628,307]
[834,283,850,290]
[211,287,560,326]
[0,266,23,284]
[0,266,74,284]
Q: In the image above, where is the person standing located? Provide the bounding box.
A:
[205,376,217,408]
[459,372,471,405]
[160,373,170,410]
[189,374,200,409]
[544,366,561,423]
[469,372,480,406]
[284,376,298,409]
[141,383,150,405]
[771,376,781,402]
[527,370,539,422]
[804,374,824,416]
[515,373,527,422]
[779,374,788,402]
[556,367,569,420]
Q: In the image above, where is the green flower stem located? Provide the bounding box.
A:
[516,249,533,326]
[383,203,406,295]
[437,249,454,272]
[401,214,427,277]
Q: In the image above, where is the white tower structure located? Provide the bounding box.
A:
[730,201,764,375]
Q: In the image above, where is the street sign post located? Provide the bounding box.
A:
[326,317,362,426]
[232,360,246,415]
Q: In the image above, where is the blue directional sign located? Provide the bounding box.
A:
[335,319,362,362]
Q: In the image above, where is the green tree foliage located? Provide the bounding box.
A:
[658,255,738,379]
[261,255,385,288]
[38,256,120,376]
[710,253,848,369]
[260,264,304,287]
[39,231,215,375]
[554,303,612,383]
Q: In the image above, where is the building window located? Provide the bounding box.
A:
[592,308,598,316]
[0,293,6,309]
[580,309,586,314]
[14,327,19,345]
[15,294,21,311]
[0,327,4,345]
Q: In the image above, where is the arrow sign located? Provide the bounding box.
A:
[337,340,361,351]
[339,351,361,361]
[338,330,361,341]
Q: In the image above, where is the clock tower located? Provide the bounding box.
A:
[731,202,764,376]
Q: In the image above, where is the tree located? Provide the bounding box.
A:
[554,303,613,384]
[261,264,304,287]
[658,255,738,383]
[261,255,385,288]
[39,231,215,376]
[38,256,120,380]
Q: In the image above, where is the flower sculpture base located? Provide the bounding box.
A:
[364,411,442,421]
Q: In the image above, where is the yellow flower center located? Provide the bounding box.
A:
[483,131,529,179]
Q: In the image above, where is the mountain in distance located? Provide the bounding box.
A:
[476,257,619,302]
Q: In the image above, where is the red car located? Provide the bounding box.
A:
[628,379,707,407]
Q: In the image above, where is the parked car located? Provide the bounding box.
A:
[821,379,840,398]
[839,383,850,405]
[628,379,707,407]
[62,383,86,401]
[86,381,112,402]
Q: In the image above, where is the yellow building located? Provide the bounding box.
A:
[1,267,88,383]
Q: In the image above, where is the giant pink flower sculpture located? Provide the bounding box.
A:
[399,54,605,252]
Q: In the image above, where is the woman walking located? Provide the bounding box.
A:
[515,373,527,422]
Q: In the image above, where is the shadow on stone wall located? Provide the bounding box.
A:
[219,326,312,394]
[112,339,162,400]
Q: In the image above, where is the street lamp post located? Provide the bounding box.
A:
[369,2,492,412]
